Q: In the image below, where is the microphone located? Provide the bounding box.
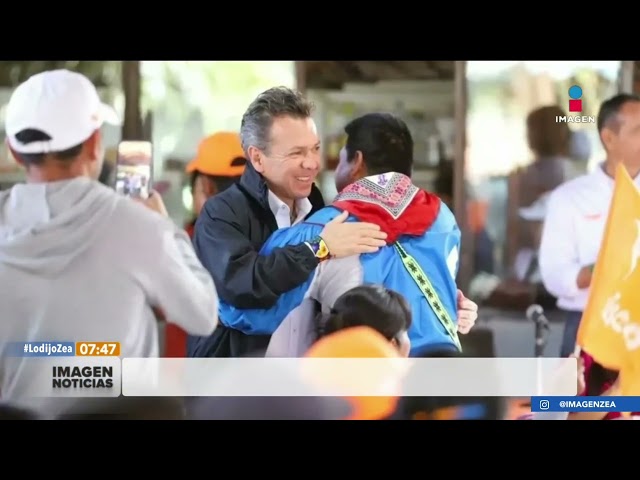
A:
[526,304,550,357]
[526,304,549,327]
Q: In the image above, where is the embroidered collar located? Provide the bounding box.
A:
[334,172,418,219]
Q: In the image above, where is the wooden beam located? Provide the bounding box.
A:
[453,60,473,292]
[429,61,455,79]
[304,61,456,89]
[121,61,143,140]
[295,61,307,93]
[335,61,365,82]
[305,61,356,90]
[355,61,398,80]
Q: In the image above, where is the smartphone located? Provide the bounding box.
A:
[114,140,153,199]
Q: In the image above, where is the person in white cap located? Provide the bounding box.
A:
[0,70,219,416]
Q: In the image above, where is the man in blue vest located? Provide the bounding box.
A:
[218,113,477,356]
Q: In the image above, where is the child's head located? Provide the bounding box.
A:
[321,284,412,357]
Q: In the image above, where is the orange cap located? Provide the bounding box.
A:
[185,131,246,177]
[304,326,401,420]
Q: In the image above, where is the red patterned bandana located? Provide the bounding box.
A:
[333,172,441,244]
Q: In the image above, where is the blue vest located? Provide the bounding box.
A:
[218,205,461,355]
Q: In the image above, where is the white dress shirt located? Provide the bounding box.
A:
[539,164,640,312]
[267,190,312,229]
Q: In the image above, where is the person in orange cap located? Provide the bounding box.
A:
[304,325,404,420]
[165,132,245,358]
[184,131,246,237]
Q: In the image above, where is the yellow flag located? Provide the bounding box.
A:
[577,164,640,395]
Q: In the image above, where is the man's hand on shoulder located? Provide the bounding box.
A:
[319,210,388,258]
[456,289,478,334]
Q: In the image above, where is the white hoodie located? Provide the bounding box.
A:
[0,177,218,414]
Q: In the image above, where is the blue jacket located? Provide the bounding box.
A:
[217,173,462,356]
[186,161,325,358]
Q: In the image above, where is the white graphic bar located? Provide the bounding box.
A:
[121,357,577,397]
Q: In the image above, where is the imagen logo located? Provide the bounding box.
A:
[556,85,595,124]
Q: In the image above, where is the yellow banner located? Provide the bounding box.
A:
[577,164,640,395]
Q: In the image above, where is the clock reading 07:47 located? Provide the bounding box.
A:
[75,342,120,356]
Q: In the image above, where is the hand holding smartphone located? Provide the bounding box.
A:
[114,140,153,199]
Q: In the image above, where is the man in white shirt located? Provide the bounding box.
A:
[539,93,640,356]
[0,69,219,415]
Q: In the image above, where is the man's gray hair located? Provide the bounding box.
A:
[240,86,314,155]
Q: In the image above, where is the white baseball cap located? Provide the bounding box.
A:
[519,192,550,221]
[5,69,121,154]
